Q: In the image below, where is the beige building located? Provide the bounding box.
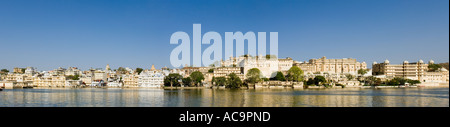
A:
[181,67,212,77]
[123,74,139,87]
[423,68,449,83]
[294,56,367,75]
[213,67,245,80]
[1,73,33,87]
[33,73,66,87]
[278,57,294,74]
[65,67,81,76]
[372,59,427,80]
[220,55,292,78]
[13,67,24,74]
[372,59,448,83]
[93,70,107,81]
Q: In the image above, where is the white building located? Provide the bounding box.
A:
[221,55,290,78]
[93,70,107,82]
[65,67,81,76]
[138,70,165,87]
[25,67,37,75]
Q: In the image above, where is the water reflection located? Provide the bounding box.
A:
[0,87,448,107]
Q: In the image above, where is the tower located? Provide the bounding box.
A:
[106,64,111,70]
[151,64,156,71]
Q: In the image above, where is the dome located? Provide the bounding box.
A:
[429,59,435,64]
[373,61,378,65]
[403,61,409,64]
[418,59,424,63]
[384,59,390,64]
[440,68,448,72]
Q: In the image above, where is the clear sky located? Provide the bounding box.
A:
[0,0,448,71]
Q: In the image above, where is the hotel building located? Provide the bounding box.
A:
[220,55,293,78]
[294,56,367,75]
[138,70,165,87]
[372,59,449,83]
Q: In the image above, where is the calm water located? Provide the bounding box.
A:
[0,87,448,107]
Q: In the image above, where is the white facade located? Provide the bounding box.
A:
[221,55,285,78]
[138,70,165,87]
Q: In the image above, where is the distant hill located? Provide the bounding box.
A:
[439,62,449,70]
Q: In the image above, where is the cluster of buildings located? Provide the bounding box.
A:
[372,59,449,85]
[1,56,448,89]
[0,65,170,88]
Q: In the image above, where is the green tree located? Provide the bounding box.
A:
[428,64,442,72]
[265,54,276,59]
[286,66,304,82]
[375,78,382,86]
[387,79,400,86]
[407,79,421,86]
[1,69,9,74]
[136,68,144,74]
[306,78,315,85]
[357,69,368,83]
[246,68,262,86]
[117,67,128,74]
[313,76,326,85]
[272,71,286,81]
[358,69,368,76]
[164,73,182,87]
[66,74,80,80]
[227,73,243,88]
[190,71,205,87]
[393,77,406,85]
[208,69,214,73]
[182,77,192,86]
[366,76,377,85]
[214,77,227,86]
[345,74,354,81]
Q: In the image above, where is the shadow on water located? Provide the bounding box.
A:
[1,87,448,107]
[250,87,449,99]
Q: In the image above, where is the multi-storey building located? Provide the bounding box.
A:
[372,59,428,80]
[294,56,367,75]
[220,55,291,78]
[13,67,24,74]
[423,68,449,83]
[24,67,36,75]
[213,67,245,80]
[65,67,81,76]
[33,73,66,87]
[1,73,33,87]
[181,67,212,77]
[138,70,165,87]
[93,70,107,82]
[123,74,139,87]
[373,59,448,83]
[278,57,294,73]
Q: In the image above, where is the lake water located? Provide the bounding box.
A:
[0,87,448,107]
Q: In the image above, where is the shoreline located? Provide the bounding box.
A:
[2,85,448,90]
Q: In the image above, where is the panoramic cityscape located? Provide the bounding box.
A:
[1,56,449,89]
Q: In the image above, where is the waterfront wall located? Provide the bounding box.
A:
[417,82,449,87]
[254,81,303,88]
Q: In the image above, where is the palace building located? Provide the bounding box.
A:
[294,56,367,75]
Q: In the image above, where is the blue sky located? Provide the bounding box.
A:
[0,0,448,71]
